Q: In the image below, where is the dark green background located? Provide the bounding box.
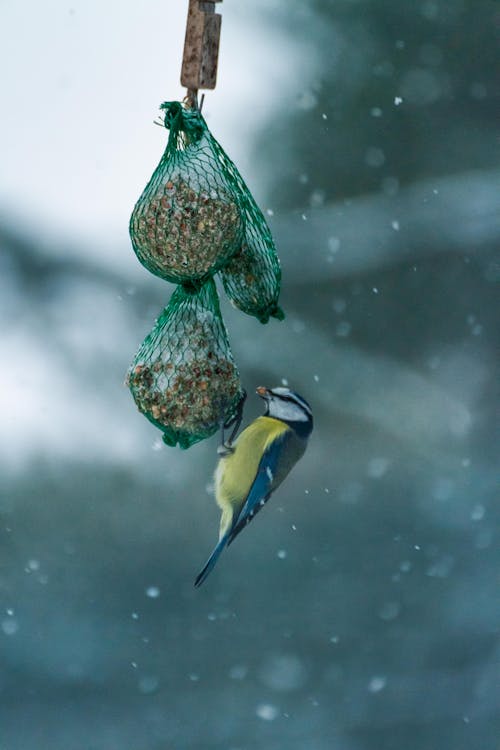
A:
[1,1,498,748]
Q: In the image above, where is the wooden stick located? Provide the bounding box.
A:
[181,0,222,97]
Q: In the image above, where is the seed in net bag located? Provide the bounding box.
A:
[126,279,244,449]
[198,125,284,323]
[218,195,284,324]
[129,101,244,284]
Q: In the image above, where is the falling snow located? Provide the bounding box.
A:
[1,618,19,636]
[256,703,279,721]
[378,601,401,621]
[368,675,387,693]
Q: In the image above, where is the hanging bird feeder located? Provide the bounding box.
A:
[127,0,283,448]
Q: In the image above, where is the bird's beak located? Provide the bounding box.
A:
[256,386,270,399]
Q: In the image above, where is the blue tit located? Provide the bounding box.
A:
[194,386,313,587]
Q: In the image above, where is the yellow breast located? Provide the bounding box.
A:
[215,416,289,516]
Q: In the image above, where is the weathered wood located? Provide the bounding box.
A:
[181,0,222,91]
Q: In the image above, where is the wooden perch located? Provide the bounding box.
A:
[181,0,222,96]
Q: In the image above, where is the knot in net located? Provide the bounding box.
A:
[126,279,243,449]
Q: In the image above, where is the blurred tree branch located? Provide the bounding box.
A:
[2,169,497,290]
[1,169,494,462]
[273,169,500,281]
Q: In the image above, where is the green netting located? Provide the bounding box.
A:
[129,101,284,323]
[129,101,245,284]
[126,278,243,449]
[191,106,283,323]
[218,195,284,324]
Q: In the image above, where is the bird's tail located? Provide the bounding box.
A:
[194,535,228,588]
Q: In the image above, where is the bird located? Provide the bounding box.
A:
[194,385,313,587]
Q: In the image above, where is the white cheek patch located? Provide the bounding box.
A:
[270,399,310,422]
[291,409,309,422]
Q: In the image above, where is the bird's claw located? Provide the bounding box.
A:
[223,389,247,429]
[217,443,235,457]
[217,389,247,455]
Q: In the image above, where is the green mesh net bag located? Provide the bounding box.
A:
[126,279,243,449]
[129,101,245,284]
[218,191,284,324]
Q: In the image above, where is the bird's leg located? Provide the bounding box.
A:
[217,390,247,456]
[225,389,247,445]
[217,421,233,456]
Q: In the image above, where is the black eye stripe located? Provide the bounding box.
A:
[271,393,296,404]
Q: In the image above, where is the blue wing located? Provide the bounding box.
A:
[227,430,291,546]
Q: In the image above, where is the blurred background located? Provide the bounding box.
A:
[0,1,499,748]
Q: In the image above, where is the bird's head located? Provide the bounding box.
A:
[256,386,313,430]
